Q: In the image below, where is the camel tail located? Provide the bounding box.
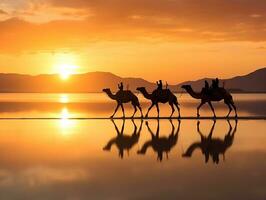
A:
[136,98,141,106]
[224,89,234,102]
[173,94,180,105]
[229,93,234,103]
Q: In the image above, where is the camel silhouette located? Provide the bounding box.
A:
[138,119,180,161]
[103,88,143,118]
[103,119,143,159]
[136,87,180,118]
[181,84,237,118]
[182,120,237,164]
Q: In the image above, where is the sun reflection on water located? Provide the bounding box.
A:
[59,108,76,136]
[60,94,69,103]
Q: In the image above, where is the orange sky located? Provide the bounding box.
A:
[0,0,266,83]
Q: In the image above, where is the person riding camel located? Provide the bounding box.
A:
[208,78,220,95]
[211,78,219,89]
[156,80,163,91]
[201,80,210,95]
[118,82,124,91]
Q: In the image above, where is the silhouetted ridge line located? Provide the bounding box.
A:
[0,67,265,93]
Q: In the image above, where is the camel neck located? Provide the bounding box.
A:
[105,90,117,100]
[185,87,202,99]
[140,89,152,99]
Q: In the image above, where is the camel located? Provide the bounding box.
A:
[103,88,143,118]
[103,119,143,158]
[136,87,180,118]
[137,119,180,161]
[181,85,237,118]
[182,120,237,164]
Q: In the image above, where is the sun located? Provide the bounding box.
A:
[58,63,77,80]
[53,53,79,80]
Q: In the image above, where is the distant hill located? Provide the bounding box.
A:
[176,67,266,93]
[0,72,156,93]
[0,67,265,93]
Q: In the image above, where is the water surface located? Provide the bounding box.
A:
[0,93,265,118]
[0,93,265,199]
[0,119,265,199]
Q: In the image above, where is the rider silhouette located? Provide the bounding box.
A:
[211,78,219,89]
[156,80,163,90]
[201,80,210,95]
[118,82,124,91]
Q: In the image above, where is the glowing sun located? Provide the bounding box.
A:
[58,63,77,80]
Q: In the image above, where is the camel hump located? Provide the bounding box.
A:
[209,87,228,96]
[116,90,133,95]
[152,89,171,96]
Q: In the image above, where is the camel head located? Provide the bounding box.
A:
[136,87,146,92]
[102,88,111,93]
[182,152,192,158]
[103,145,111,151]
[181,85,192,91]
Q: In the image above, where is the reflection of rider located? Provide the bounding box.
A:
[138,119,180,161]
[103,119,143,159]
[182,120,237,164]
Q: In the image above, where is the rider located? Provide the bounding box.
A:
[209,78,220,95]
[201,80,210,95]
[211,78,219,89]
[118,82,124,91]
[156,80,163,91]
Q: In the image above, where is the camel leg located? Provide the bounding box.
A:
[137,105,144,118]
[197,102,205,118]
[121,104,125,118]
[145,103,155,118]
[174,101,181,118]
[231,102,238,118]
[156,103,160,118]
[169,103,175,118]
[131,105,137,118]
[208,102,216,118]
[225,101,232,118]
[111,103,120,118]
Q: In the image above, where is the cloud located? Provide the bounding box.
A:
[250,14,262,18]
[256,46,266,50]
[1,0,266,53]
[0,9,8,15]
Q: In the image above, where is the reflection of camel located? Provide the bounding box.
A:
[103,119,143,158]
[182,120,237,164]
[103,88,143,118]
[181,85,237,118]
[138,119,180,161]
[136,87,180,118]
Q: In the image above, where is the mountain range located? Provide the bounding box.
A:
[0,67,265,93]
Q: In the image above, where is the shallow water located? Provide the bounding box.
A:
[0,93,265,118]
[0,119,265,199]
[0,93,265,199]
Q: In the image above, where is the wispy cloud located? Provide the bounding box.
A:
[0,9,8,15]
[0,0,266,53]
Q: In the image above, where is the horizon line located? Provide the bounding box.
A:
[0,66,265,85]
[0,116,264,120]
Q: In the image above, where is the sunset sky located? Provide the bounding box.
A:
[0,0,266,83]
